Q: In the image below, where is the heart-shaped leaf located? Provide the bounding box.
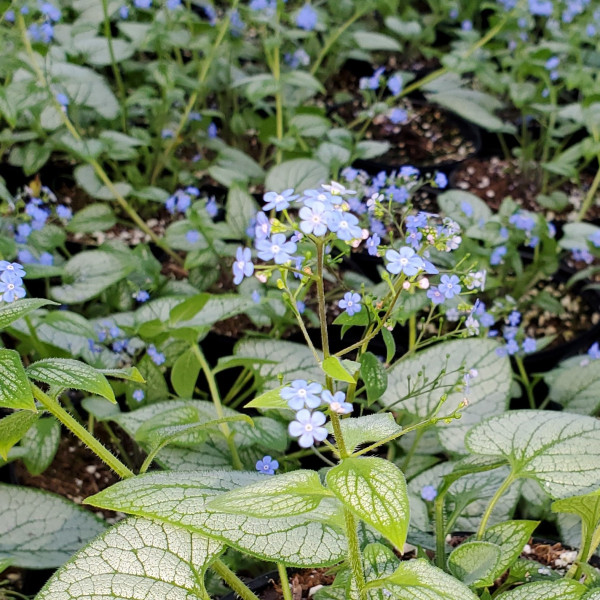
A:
[448,541,502,587]
[0,350,36,411]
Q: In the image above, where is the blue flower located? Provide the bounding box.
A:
[288,409,328,448]
[206,197,218,218]
[461,19,472,30]
[385,247,424,276]
[256,233,297,264]
[56,93,69,107]
[39,252,53,266]
[321,390,352,415]
[134,290,150,302]
[434,172,448,189]
[134,0,152,7]
[460,201,473,217]
[360,67,385,91]
[29,22,54,43]
[147,344,166,365]
[339,292,362,316]
[5,9,15,21]
[405,213,427,230]
[0,262,27,278]
[399,165,420,179]
[297,300,306,313]
[232,246,254,284]
[327,211,362,241]
[263,189,298,211]
[296,3,317,30]
[256,455,279,475]
[588,231,600,248]
[523,337,536,353]
[572,248,594,264]
[490,246,507,266]
[529,0,553,16]
[17,250,35,264]
[40,2,61,22]
[133,389,145,402]
[588,342,600,360]
[387,185,409,204]
[389,108,408,124]
[299,202,328,236]
[427,287,445,305]
[119,5,129,18]
[421,485,437,501]
[207,122,218,138]
[281,379,323,410]
[254,211,271,239]
[0,271,26,303]
[56,205,72,220]
[161,128,174,139]
[284,48,310,68]
[186,230,201,244]
[545,56,560,70]
[166,0,181,9]
[365,234,380,256]
[438,275,461,299]
[229,8,245,35]
[496,339,519,357]
[387,74,403,96]
[507,311,521,326]
[509,211,535,232]
[251,290,261,303]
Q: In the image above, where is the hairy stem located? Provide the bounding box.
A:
[277,562,293,600]
[476,474,515,539]
[345,507,367,600]
[211,559,261,600]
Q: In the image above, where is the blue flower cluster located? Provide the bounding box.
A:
[281,379,352,448]
[0,262,27,303]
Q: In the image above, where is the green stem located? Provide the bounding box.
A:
[434,488,449,569]
[32,384,134,479]
[150,0,240,183]
[310,8,368,76]
[102,422,136,472]
[277,562,293,600]
[271,8,284,165]
[315,241,330,360]
[211,559,261,600]
[408,314,417,351]
[515,356,535,409]
[401,427,425,471]
[476,474,515,539]
[577,155,600,222]
[345,507,367,600]
[24,314,46,358]
[329,411,348,459]
[101,0,128,133]
[192,344,243,470]
[16,14,182,265]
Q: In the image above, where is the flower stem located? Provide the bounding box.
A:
[476,474,515,539]
[515,355,535,409]
[577,151,600,221]
[192,344,243,470]
[32,384,134,479]
[315,241,330,360]
[277,562,293,600]
[434,487,449,569]
[211,559,261,600]
[345,507,367,600]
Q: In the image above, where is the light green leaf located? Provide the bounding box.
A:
[35,516,224,599]
[0,299,59,331]
[370,559,478,599]
[495,579,586,600]
[317,142,351,168]
[171,347,200,398]
[363,542,400,582]
[74,164,132,201]
[265,159,329,193]
[66,203,116,233]
[245,386,289,409]
[380,339,511,453]
[0,411,39,460]
[209,470,330,517]
[81,396,121,421]
[447,541,502,587]
[360,352,388,405]
[353,31,401,51]
[355,140,391,160]
[20,418,61,476]
[50,250,133,303]
[290,114,330,138]
[0,350,36,411]
[466,411,600,499]
[322,356,356,383]
[438,190,493,227]
[226,187,259,238]
[325,414,402,454]
[0,484,105,569]
[85,471,347,566]
[544,361,600,415]
[27,359,115,403]
[98,366,145,382]
[174,295,255,330]
[71,35,134,66]
[327,457,409,549]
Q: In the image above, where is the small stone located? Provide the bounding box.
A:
[308,585,323,596]
[85,465,96,474]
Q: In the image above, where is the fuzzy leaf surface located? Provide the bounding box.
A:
[20,418,61,475]
[447,541,502,587]
[325,414,402,454]
[495,579,586,600]
[0,350,36,410]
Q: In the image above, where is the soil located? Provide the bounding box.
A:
[451,157,600,222]
[13,432,121,521]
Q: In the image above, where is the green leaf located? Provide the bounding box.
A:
[438,190,493,228]
[171,347,200,398]
[27,358,116,403]
[168,293,210,325]
[208,470,330,517]
[360,352,388,405]
[495,580,586,600]
[85,471,347,566]
[35,516,223,599]
[245,385,288,409]
[370,559,478,599]
[466,411,600,499]
[0,298,59,330]
[66,203,116,233]
[81,396,121,421]
[322,356,356,383]
[327,456,409,549]
[447,541,502,587]
[353,31,401,51]
[544,361,600,415]
[50,250,133,303]
[20,418,61,476]
[98,366,145,383]
[74,164,132,201]
[382,328,395,364]
[363,542,400,582]
[226,187,258,238]
[265,159,329,193]
[355,140,391,160]
[70,35,134,67]
[380,339,511,453]
[325,414,402,454]
[0,350,36,411]
[0,411,39,460]
[289,114,330,138]
[0,484,105,569]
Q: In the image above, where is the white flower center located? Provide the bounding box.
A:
[340,220,348,228]
[271,244,280,253]
[298,389,306,397]
[236,261,245,270]
[399,258,408,266]
[331,402,342,412]
[304,423,313,432]
[275,194,284,203]
[7,284,14,290]
[347,301,353,307]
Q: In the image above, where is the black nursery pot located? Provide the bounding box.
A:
[221,570,280,600]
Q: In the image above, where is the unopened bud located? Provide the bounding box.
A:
[418,278,430,290]
[256,273,268,283]
[402,281,411,290]
[277,279,284,289]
